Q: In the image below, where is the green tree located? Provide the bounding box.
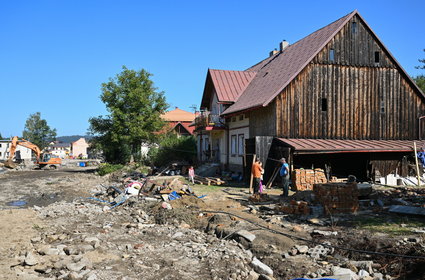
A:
[414,50,425,93]
[416,49,425,70]
[89,66,168,163]
[148,134,197,166]
[22,112,57,149]
[413,75,425,93]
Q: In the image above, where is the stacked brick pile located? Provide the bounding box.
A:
[279,200,310,215]
[313,183,359,214]
[292,168,328,191]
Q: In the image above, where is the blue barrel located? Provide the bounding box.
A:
[79,162,86,167]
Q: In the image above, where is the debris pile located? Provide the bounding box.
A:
[313,182,359,214]
[278,200,311,215]
[292,168,329,191]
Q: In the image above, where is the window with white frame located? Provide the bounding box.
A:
[231,135,237,156]
[238,134,244,155]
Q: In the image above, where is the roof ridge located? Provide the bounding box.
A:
[222,10,357,115]
[289,10,356,48]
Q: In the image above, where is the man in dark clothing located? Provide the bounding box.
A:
[280,158,290,197]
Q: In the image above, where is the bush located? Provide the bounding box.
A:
[149,134,196,166]
[97,163,124,176]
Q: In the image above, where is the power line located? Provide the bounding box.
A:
[203,210,425,260]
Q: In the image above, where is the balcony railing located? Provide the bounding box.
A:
[194,111,225,129]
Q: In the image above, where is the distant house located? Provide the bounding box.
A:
[195,10,425,180]
[47,142,71,158]
[71,138,89,158]
[0,140,32,161]
[160,108,196,137]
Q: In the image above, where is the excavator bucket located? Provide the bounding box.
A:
[4,159,18,169]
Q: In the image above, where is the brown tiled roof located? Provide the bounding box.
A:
[222,11,356,115]
[277,138,425,154]
[209,69,256,102]
[161,108,196,122]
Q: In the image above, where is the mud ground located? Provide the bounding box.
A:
[0,168,424,280]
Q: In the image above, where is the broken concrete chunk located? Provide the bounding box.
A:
[172,232,184,239]
[295,245,309,254]
[331,266,359,280]
[389,205,425,216]
[358,269,370,277]
[251,257,273,276]
[312,229,338,236]
[24,251,39,266]
[349,261,373,274]
[66,260,88,272]
[235,230,256,242]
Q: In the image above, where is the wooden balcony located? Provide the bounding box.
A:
[194,111,225,130]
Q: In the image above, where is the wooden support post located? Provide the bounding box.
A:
[266,167,280,189]
[249,154,256,194]
[414,142,421,186]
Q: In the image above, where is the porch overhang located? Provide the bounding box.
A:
[275,138,425,155]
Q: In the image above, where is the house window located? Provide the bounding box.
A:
[239,115,244,121]
[321,98,328,112]
[231,117,236,122]
[231,135,237,156]
[238,134,244,155]
[375,51,380,63]
[352,22,357,34]
[329,49,335,62]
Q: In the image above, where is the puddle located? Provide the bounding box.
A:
[7,200,27,207]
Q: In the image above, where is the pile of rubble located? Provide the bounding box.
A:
[8,198,270,280]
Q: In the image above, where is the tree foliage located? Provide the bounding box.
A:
[416,49,425,70]
[413,49,425,93]
[89,66,168,163]
[22,112,57,150]
[413,75,425,93]
[148,134,197,167]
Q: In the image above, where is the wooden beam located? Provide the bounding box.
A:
[249,154,256,194]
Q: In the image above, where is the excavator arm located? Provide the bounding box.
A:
[5,136,47,168]
[12,137,42,162]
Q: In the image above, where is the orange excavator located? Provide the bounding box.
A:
[4,136,61,169]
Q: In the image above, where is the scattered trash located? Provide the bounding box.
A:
[7,200,27,206]
[161,202,172,210]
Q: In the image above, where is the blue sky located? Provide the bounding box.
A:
[1,0,424,137]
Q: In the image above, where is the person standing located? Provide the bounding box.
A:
[188,166,195,184]
[280,158,290,197]
[252,159,263,194]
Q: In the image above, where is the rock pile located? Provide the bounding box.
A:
[10,198,277,280]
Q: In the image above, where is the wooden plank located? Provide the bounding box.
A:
[249,154,256,194]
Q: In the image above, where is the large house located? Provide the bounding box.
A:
[160,108,196,137]
[47,142,71,158]
[195,10,425,180]
[0,140,32,161]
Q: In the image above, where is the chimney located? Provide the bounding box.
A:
[279,40,289,52]
[269,48,279,57]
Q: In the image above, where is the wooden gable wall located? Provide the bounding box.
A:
[274,14,425,140]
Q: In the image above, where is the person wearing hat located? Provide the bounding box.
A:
[280,158,290,197]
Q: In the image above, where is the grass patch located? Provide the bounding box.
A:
[97,163,124,176]
[353,215,425,235]
[32,223,43,231]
